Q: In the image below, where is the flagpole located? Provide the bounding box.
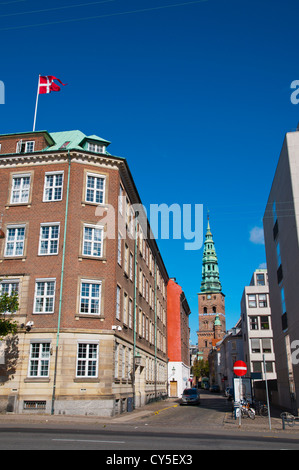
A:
[33,75,40,132]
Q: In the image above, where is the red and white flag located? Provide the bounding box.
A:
[38,76,67,94]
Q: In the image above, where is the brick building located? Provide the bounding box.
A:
[167,278,191,397]
[0,129,168,416]
[197,218,226,362]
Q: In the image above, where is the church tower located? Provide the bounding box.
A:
[197,216,226,362]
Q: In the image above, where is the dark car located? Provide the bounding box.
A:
[209,385,220,393]
[180,388,200,405]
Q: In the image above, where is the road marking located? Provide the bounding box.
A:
[154,404,178,415]
[52,439,125,444]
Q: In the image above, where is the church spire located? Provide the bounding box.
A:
[200,215,222,293]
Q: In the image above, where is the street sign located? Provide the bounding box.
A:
[233,360,247,377]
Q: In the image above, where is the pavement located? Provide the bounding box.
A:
[0,395,299,439]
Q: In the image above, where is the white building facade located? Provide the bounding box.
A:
[241,269,277,382]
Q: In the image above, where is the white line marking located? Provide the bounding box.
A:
[52,439,125,444]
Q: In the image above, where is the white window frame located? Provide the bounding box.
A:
[38,223,60,256]
[123,291,128,325]
[128,298,133,329]
[118,232,122,265]
[4,224,26,257]
[85,172,106,204]
[0,279,19,296]
[82,224,104,258]
[79,279,102,316]
[43,171,64,202]
[28,342,51,377]
[87,142,106,154]
[116,285,121,320]
[33,278,56,314]
[16,140,35,154]
[10,173,31,204]
[76,342,99,378]
[0,279,19,314]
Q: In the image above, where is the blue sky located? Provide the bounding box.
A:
[1,0,299,344]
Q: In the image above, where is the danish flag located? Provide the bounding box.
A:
[38,76,67,94]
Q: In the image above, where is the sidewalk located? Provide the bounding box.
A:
[223,405,299,435]
[0,398,180,427]
[0,398,299,438]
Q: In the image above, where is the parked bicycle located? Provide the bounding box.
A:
[253,400,268,417]
[240,399,255,420]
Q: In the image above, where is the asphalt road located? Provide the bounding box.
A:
[0,391,298,451]
[0,425,299,451]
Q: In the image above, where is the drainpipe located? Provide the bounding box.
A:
[51,150,71,415]
[132,211,139,410]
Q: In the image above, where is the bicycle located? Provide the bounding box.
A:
[240,400,255,420]
[253,400,268,417]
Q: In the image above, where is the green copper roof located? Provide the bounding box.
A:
[43,130,111,152]
[200,218,222,293]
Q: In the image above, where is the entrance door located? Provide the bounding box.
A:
[170,380,178,397]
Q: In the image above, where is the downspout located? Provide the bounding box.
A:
[132,211,139,410]
[51,150,71,415]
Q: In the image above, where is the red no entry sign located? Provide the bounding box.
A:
[233,360,247,377]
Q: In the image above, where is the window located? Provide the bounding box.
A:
[258,294,267,308]
[124,244,129,275]
[16,140,35,153]
[29,342,50,377]
[252,361,262,373]
[121,345,126,379]
[87,142,106,154]
[260,316,270,330]
[251,339,260,354]
[80,280,102,315]
[0,280,19,296]
[249,316,258,330]
[116,285,121,320]
[256,274,265,286]
[128,298,133,329]
[280,286,286,314]
[123,292,128,324]
[10,174,31,204]
[76,343,99,377]
[248,294,257,308]
[119,185,123,214]
[86,173,105,204]
[129,252,133,281]
[262,338,272,354]
[34,279,56,314]
[0,280,19,314]
[5,225,25,257]
[114,342,119,378]
[39,224,60,255]
[276,242,281,268]
[43,172,64,201]
[83,225,103,258]
[117,233,122,265]
[59,141,70,149]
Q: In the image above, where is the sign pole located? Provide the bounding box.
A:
[263,354,272,430]
[233,360,247,426]
[239,376,242,427]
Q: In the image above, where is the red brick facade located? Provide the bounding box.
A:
[0,131,169,416]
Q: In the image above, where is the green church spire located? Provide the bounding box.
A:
[200,215,222,293]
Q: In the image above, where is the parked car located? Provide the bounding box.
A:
[180,388,201,405]
[209,385,220,393]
